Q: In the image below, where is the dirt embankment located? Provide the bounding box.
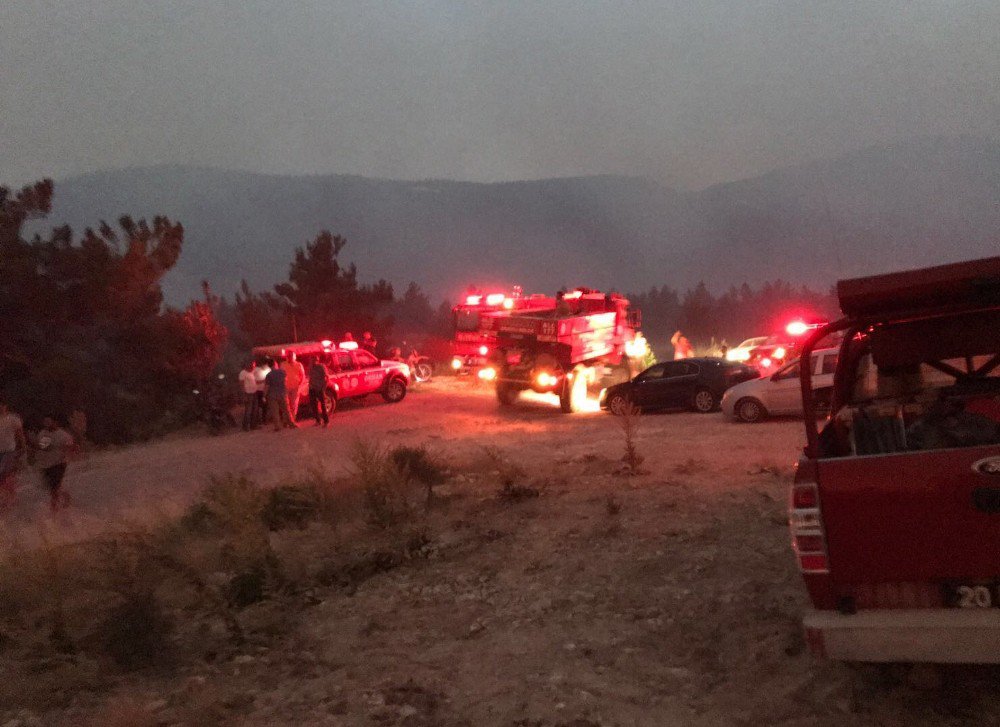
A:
[2,379,999,726]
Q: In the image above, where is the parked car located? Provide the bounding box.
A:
[251,340,410,415]
[721,347,839,422]
[600,357,758,414]
[791,256,1000,663]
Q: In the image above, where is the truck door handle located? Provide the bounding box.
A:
[972,487,1000,513]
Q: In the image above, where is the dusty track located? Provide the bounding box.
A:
[5,378,999,726]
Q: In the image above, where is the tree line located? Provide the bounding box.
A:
[629,280,838,352]
[2,177,838,443]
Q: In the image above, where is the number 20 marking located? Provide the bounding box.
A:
[957,585,993,608]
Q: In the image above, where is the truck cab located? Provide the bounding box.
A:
[792,257,1000,662]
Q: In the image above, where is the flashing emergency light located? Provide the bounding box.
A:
[466,295,482,305]
[321,339,333,348]
[774,346,787,360]
[502,298,514,310]
[563,290,583,300]
[486,293,505,306]
[478,367,497,381]
[786,321,810,337]
[339,341,359,351]
[760,357,773,368]
[451,357,463,370]
[478,345,489,356]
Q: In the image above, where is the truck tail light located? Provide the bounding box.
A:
[790,468,830,574]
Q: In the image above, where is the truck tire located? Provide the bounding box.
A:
[735,397,766,423]
[692,387,717,413]
[325,387,338,415]
[496,382,518,406]
[559,365,588,413]
[381,376,407,403]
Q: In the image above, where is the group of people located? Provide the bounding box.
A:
[237,331,381,433]
[0,398,77,514]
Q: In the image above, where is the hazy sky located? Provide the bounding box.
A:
[2,1,998,189]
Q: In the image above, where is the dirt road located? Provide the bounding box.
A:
[5,378,999,726]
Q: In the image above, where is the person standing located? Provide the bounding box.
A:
[362,331,378,356]
[281,352,306,422]
[0,399,26,512]
[238,361,259,431]
[253,358,271,427]
[33,416,75,512]
[307,358,331,427]
[671,330,693,360]
[265,358,296,431]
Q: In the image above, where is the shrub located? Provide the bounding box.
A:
[261,485,321,531]
[389,445,446,505]
[351,439,413,527]
[102,591,173,668]
[615,401,645,475]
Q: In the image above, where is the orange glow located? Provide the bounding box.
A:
[486,293,505,306]
[536,371,559,387]
[478,367,497,381]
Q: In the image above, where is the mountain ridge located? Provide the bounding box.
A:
[32,135,1000,304]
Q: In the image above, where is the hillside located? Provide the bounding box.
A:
[36,136,1000,303]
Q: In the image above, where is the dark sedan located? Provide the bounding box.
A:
[600,357,758,414]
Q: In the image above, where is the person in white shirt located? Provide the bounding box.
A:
[0,398,26,512]
[238,361,260,431]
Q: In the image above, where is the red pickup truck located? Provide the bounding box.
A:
[793,256,1000,662]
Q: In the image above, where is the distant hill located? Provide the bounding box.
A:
[36,136,1000,303]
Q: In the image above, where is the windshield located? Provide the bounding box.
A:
[454,309,481,332]
[818,313,1000,458]
[736,337,768,349]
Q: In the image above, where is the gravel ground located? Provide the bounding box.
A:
[4,377,1000,726]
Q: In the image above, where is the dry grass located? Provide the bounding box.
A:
[615,401,646,475]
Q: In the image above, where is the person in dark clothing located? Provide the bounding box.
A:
[307,359,331,427]
[265,358,296,431]
[33,416,75,512]
[362,331,378,356]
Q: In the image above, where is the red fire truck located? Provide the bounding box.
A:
[793,256,1000,662]
[450,288,556,373]
[480,288,647,412]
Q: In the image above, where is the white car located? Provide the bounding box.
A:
[725,336,769,362]
[721,347,839,423]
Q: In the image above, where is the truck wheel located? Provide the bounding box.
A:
[496,382,518,406]
[382,377,407,403]
[692,388,717,413]
[324,388,338,415]
[735,397,765,423]
[559,365,588,413]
